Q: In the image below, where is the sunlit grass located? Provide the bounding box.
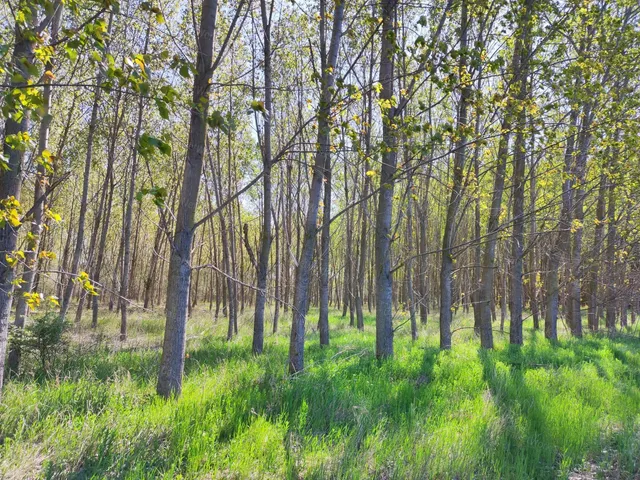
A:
[1,305,639,479]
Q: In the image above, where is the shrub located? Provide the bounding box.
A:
[9,312,70,374]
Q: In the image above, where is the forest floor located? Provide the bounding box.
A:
[1,307,639,479]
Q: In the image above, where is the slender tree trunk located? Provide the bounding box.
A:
[157,0,220,398]
[210,141,237,341]
[252,0,273,354]
[342,161,353,323]
[317,0,338,348]
[528,135,540,330]
[60,19,114,319]
[289,0,344,373]
[478,125,510,349]
[272,203,280,333]
[605,161,617,332]
[439,0,469,350]
[406,171,417,340]
[373,0,399,359]
[587,169,607,331]
[509,0,534,346]
[418,160,432,326]
[8,7,62,375]
[355,64,374,331]
[119,27,148,341]
[283,162,292,312]
[318,161,331,346]
[144,220,164,309]
[568,104,593,337]
[0,25,37,389]
[109,226,125,312]
[545,108,578,341]
[343,162,355,327]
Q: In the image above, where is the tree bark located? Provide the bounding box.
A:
[252,0,273,354]
[374,0,399,358]
[8,7,62,375]
[0,24,37,390]
[289,0,344,373]
[439,0,469,350]
[587,169,607,331]
[157,0,220,398]
[545,108,578,341]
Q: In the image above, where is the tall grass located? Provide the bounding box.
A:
[1,308,639,479]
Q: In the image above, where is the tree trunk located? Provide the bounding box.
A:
[0,26,37,390]
[478,124,510,349]
[252,0,273,354]
[568,104,593,337]
[253,0,273,354]
[144,219,164,309]
[289,0,344,373]
[8,7,62,375]
[355,59,374,331]
[587,169,607,331]
[373,0,399,359]
[439,0,469,350]
[545,108,578,341]
[60,19,113,319]
[406,170,417,340]
[119,27,148,341]
[157,0,219,398]
[528,133,540,330]
[605,159,617,332]
[508,0,533,346]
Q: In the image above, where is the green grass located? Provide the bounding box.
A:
[1,307,639,479]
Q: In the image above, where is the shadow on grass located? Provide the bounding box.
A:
[479,346,558,479]
[28,321,640,479]
[480,332,640,479]
[45,333,441,479]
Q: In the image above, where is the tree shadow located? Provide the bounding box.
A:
[46,333,441,479]
[479,347,560,479]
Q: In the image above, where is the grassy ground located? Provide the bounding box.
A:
[1,306,639,479]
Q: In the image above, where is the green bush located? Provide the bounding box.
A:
[9,312,70,374]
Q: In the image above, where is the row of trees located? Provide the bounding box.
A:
[1,0,640,396]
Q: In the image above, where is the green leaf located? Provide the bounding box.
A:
[155,98,169,119]
[179,64,190,78]
[90,50,102,63]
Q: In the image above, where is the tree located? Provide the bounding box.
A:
[289,0,345,373]
[157,0,246,397]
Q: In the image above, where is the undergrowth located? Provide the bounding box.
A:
[1,307,638,479]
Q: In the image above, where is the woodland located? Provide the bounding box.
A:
[1,0,640,478]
